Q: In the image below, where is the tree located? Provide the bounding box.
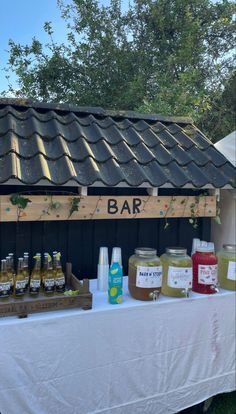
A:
[3,0,236,138]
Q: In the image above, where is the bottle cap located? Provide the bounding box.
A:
[111,247,122,266]
[98,247,109,266]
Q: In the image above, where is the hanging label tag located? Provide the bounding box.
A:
[167,266,192,288]
[198,264,218,285]
[227,261,236,281]
[136,266,162,288]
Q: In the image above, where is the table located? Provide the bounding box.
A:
[0,278,235,414]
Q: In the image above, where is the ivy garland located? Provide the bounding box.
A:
[8,192,221,225]
[9,192,81,221]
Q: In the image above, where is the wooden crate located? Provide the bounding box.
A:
[0,263,92,318]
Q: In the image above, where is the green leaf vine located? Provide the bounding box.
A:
[38,196,62,220]
[68,197,80,218]
[10,194,32,220]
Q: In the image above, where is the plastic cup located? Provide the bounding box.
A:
[191,238,200,256]
[97,247,109,291]
[98,247,109,265]
[111,247,122,267]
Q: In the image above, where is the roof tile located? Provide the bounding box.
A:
[0,100,235,188]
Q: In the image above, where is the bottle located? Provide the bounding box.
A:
[161,247,192,297]
[43,255,55,295]
[8,253,15,270]
[6,256,14,295]
[0,259,11,300]
[192,245,218,294]
[23,253,30,291]
[29,255,41,296]
[128,248,162,301]
[217,244,236,291]
[108,260,123,304]
[54,253,65,294]
[14,258,26,298]
[41,253,48,287]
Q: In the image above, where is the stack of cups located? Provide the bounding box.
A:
[191,238,200,256]
[97,247,109,292]
[111,247,122,269]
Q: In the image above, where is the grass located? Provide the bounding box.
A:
[180,391,236,414]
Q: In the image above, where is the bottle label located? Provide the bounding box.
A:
[167,266,192,289]
[108,263,123,304]
[44,278,55,293]
[198,264,218,285]
[0,282,11,297]
[55,276,65,293]
[29,279,41,294]
[15,280,26,296]
[227,261,236,281]
[136,266,162,288]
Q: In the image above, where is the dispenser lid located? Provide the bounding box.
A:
[223,244,236,251]
[135,247,157,256]
[196,246,214,252]
[166,247,187,255]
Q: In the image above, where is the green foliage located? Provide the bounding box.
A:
[2,0,236,138]
[10,194,31,209]
[68,197,80,218]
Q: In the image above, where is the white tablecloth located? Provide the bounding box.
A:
[0,278,235,414]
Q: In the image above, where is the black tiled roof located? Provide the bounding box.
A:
[0,98,235,188]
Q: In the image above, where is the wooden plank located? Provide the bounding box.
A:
[0,195,217,222]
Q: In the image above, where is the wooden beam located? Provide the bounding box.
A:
[0,195,216,222]
[147,188,158,196]
[78,187,88,196]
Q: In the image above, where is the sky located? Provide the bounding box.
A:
[0,0,116,94]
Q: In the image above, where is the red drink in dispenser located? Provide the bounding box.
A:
[192,246,218,294]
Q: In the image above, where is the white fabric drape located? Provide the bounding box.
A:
[0,278,235,414]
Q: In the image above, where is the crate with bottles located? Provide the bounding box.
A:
[0,251,66,301]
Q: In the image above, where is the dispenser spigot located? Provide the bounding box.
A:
[210,284,219,293]
[181,288,190,298]
[149,290,160,301]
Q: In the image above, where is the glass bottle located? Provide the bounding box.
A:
[6,256,14,295]
[128,248,162,300]
[23,253,30,291]
[0,259,11,300]
[161,247,192,297]
[217,244,236,291]
[29,255,41,296]
[14,258,26,298]
[43,255,55,295]
[54,253,65,294]
[41,253,48,287]
[192,246,218,294]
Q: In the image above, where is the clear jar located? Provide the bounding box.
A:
[217,244,236,291]
[161,248,192,297]
[192,247,218,294]
[128,248,162,301]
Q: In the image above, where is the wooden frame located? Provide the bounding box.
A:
[0,194,216,221]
